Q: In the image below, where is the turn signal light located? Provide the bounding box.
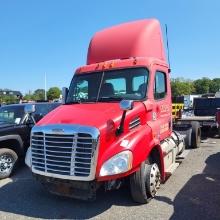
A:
[109,61,115,68]
[102,62,107,69]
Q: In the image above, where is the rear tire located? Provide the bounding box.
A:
[191,121,201,148]
[0,148,18,179]
[130,160,161,204]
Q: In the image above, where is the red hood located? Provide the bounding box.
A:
[37,103,123,129]
[36,102,148,180]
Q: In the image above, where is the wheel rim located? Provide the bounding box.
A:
[147,163,161,197]
[0,154,14,174]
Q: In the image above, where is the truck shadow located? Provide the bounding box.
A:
[1,152,220,219]
[156,152,220,220]
[0,167,136,219]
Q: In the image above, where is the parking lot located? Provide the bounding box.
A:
[0,138,220,220]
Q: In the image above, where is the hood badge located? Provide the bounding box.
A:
[52,128,65,134]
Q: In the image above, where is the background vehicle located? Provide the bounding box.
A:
[0,102,60,179]
[174,97,220,139]
[184,95,201,109]
[25,19,200,203]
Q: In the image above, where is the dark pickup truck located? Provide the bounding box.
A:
[0,102,60,179]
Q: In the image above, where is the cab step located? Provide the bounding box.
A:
[176,149,190,160]
[165,162,179,176]
[165,150,190,178]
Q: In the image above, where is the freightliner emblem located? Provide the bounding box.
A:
[51,128,65,134]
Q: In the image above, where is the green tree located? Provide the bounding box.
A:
[33,89,45,101]
[2,95,17,104]
[47,87,61,100]
[171,78,195,96]
[23,90,35,101]
[209,78,220,93]
[23,94,33,101]
[193,77,211,94]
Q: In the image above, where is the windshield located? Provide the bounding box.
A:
[66,67,149,103]
[0,105,24,124]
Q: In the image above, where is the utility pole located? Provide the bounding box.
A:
[44,73,47,101]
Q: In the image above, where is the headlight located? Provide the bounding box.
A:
[25,147,32,168]
[100,151,133,177]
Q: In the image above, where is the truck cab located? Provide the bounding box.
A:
[26,19,186,203]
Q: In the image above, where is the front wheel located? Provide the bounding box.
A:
[130,160,161,203]
[0,148,18,179]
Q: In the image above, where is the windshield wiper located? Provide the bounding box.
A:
[98,96,123,102]
[65,100,97,104]
[65,101,81,105]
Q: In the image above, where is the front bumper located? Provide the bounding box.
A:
[34,173,101,201]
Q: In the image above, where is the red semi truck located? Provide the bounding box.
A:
[25,19,200,203]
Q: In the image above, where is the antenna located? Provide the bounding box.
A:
[44,72,47,101]
[165,24,171,73]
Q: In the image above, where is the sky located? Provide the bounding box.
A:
[0,0,220,94]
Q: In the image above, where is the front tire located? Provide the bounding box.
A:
[130,160,161,203]
[0,148,18,179]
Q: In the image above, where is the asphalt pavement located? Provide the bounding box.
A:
[0,138,220,220]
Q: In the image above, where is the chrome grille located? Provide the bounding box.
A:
[31,125,99,180]
[129,117,141,129]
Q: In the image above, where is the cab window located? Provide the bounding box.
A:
[154,71,167,100]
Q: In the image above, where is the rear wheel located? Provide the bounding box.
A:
[191,121,201,148]
[130,160,161,203]
[0,148,18,179]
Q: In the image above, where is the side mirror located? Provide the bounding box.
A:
[120,100,134,111]
[24,104,36,114]
[116,100,134,136]
[62,87,69,104]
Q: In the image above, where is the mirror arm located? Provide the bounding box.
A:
[116,100,134,136]
[116,110,127,136]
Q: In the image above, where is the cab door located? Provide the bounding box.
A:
[149,65,172,141]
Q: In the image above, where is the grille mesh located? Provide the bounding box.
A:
[31,132,96,177]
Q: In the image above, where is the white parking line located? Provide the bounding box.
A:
[0,178,13,188]
[0,177,33,188]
